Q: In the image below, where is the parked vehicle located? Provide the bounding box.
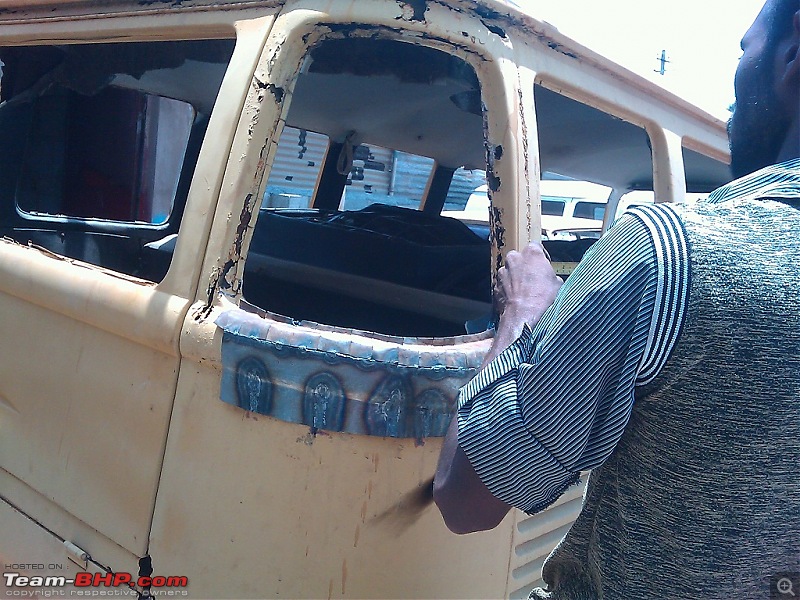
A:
[0,0,731,597]
[444,181,609,241]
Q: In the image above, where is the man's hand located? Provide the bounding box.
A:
[493,242,563,345]
[434,241,562,534]
[495,242,562,323]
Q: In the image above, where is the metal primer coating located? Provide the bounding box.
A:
[216,309,485,439]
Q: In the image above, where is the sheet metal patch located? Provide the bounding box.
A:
[216,309,481,439]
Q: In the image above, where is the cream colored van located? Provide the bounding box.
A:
[0,0,731,598]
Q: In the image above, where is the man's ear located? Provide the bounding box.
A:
[781,11,800,87]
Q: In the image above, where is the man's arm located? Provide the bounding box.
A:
[433,242,563,534]
[433,207,684,532]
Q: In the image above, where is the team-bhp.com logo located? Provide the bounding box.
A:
[4,571,188,597]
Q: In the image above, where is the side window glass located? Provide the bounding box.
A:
[0,40,234,281]
[572,201,606,221]
[244,37,488,338]
[541,199,565,216]
[16,88,194,224]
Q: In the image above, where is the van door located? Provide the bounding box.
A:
[0,8,271,573]
[147,1,533,597]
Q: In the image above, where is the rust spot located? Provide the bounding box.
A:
[397,0,427,21]
[481,20,506,38]
[518,84,532,238]
[253,76,285,104]
[219,194,254,294]
[474,5,503,20]
[490,205,506,271]
[547,40,578,59]
[486,170,501,192]
[483,106,501,193]
[296,432,315,446]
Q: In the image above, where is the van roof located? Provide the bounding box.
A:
[0,0,731,193]
[0,0,727,124]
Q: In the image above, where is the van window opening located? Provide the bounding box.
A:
[242,36,490,338]
[531,83,723,249]
[527,83,653,250]
[0,39,235,282]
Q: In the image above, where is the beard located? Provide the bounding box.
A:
[728,57,791,179]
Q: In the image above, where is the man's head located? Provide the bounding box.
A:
[728,0,800,178]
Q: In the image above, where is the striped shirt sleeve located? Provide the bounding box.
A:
[457,205,689,513]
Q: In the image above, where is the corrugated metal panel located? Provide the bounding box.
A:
[445,168,486,210]
[506,478,587,599]
[340,144,394,210]
[392,152,434,202]
[263,126,328,208]
[265,129,487,212]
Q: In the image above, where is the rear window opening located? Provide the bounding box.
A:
[0,39,234,281]
[242,36,491,338]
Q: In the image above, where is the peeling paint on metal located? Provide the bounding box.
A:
[546,40,578,60]
[318,23,483,61]
[517,82,532,239]
[482,110,501,193]
[489,204,505,271]
[201,194,255,317]
[253,74,284,104]
[485,162,501,192]
[397,0,427,22]
[480,19,505,39]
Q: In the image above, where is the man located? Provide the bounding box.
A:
[434,1,800,597]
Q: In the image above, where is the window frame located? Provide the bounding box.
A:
[202,9,525,321]
[10,86,197,231]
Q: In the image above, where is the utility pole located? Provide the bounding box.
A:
[654,49,670,75]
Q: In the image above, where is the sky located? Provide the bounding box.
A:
[513,1,767,121]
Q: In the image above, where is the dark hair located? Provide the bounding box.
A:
[766,0,799,49]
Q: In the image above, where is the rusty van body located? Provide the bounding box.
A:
[0,0,731,597]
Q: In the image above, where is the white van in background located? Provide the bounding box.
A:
[444,180,611,240]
